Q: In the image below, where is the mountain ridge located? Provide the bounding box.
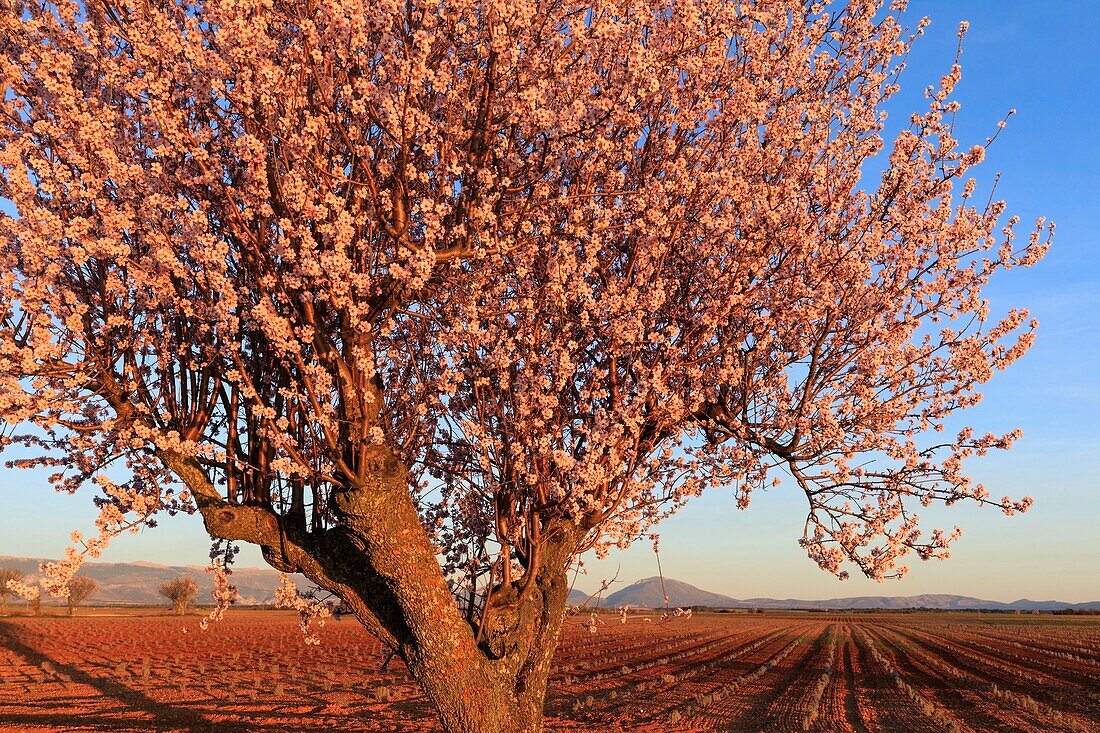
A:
[590,577,1100,611]
[0,555,299,606]
[2,558,1095,611]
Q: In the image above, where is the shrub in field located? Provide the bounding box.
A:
[159,577,200,616]
[66,576,98,616]
[0,0,1048,730]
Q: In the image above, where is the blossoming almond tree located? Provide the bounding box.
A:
[0,0,1048,730]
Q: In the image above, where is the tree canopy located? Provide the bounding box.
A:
[65,575,98,614]
[159,576,200,614]
[0,0,1048,730]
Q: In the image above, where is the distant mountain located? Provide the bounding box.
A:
[732,594,1100,612]
[585,576,1099,612]
[566,588,591,606]
[604,577,740,609]
[0,556,301,607]
[3,557,1095,612]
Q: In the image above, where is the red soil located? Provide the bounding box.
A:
[1,610,1097,732]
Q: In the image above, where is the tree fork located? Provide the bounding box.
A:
[162,447,576,732]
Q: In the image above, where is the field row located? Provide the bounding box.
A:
[1,612,1097,732]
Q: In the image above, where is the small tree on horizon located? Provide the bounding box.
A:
[0,567,23,615]
[65,576,98,617]
[10,574,45,617]
[0,1,1049,731]
[159,577,200,616]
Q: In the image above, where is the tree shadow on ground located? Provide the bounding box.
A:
[0,621,255,732]
[0,620,443,732]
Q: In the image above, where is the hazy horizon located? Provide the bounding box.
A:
[2,552,1096,605]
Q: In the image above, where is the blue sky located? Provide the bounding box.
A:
[579,0,1100,602]
[2,1,1097,602]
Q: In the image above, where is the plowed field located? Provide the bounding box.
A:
[1,611,1097,732]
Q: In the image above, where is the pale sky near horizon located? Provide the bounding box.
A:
[1,1,1097,602]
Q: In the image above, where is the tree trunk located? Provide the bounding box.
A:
[396,558,573,733]
[407,664,549,733]
[164,447,578,733]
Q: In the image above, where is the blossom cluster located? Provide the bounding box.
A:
[273,573,333,645]
[0,0,1049,611]
[198,561,238,630]
[5,577,42,603]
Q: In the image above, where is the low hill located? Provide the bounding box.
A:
[732,594,1100,612]
[604,577,739,608]
[0,555,298,607]
[566,588,592,606]
[589,576,1099,612]
[3,557,1095,612]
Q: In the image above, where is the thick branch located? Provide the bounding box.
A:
[157,449,407,647]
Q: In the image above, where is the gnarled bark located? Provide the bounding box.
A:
[163,447,576,733]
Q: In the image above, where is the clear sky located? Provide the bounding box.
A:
[1,1,1097,602]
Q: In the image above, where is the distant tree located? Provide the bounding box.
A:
[66,576,98,616]
[0,1,1049,730]
[0,567,23,615]
[9,575,44,616]
[159,577,200,616]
